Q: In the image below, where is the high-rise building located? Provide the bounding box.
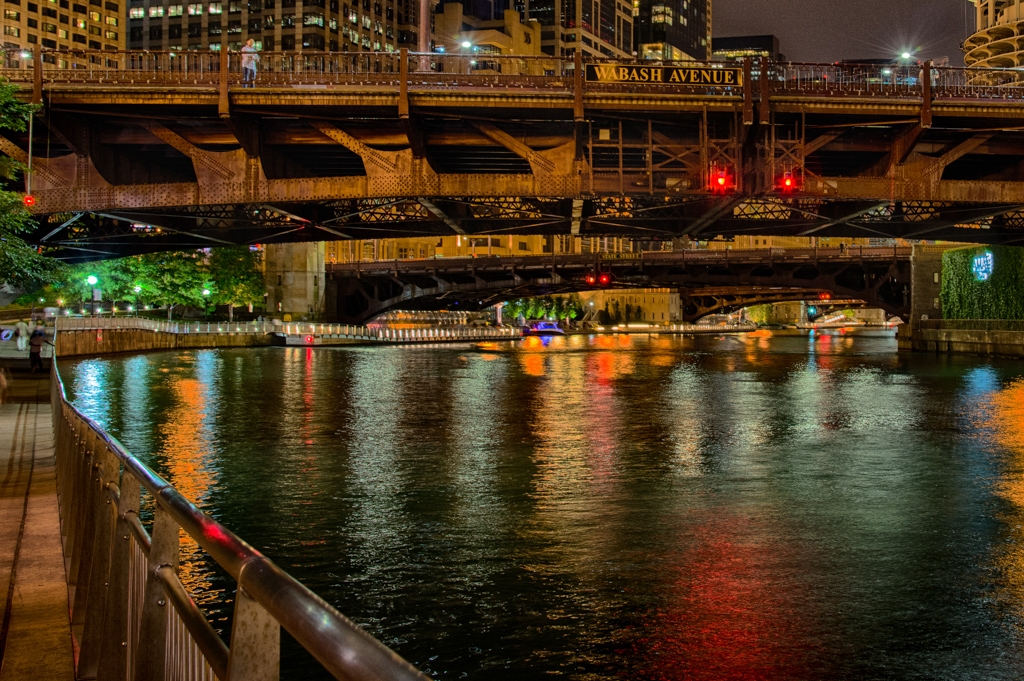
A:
[2,0,125,66]
[125,0,420,52]
[712,34,783,64]
[522,0,635,58]
[964,0,1024,69]
[633,0,709,61]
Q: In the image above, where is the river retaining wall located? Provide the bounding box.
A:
[56,329,274,358]
[898,322,1024,358]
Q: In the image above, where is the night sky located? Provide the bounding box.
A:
[713,0,975,65]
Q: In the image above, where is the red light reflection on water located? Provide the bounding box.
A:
[633,514,815,680]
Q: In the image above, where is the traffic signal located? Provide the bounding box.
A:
[585,270,613,287]
[23,194,35,207]
[819,291,832,300]
[598,272,612,286]
[585,271,597,285]
[779,171,798,193]
[807,306,818,316]
[710,166,734,193]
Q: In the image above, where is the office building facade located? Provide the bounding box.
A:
[633,0,709,61]
[2,0,124,65]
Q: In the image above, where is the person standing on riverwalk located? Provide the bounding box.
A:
[28,327,48,373]
[241,39,260,88]
[14,320,29,352]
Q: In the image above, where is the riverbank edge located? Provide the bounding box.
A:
[897,323,1024,358]
[55,328,274,358]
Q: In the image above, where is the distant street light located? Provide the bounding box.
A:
[86,275,98,286]
[901,52,911,60]
[202,289,211,296]
[461,40,471,49]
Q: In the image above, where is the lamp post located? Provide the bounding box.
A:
[134,286,142,317]
[86,274,99,316]
[202,288,211,318]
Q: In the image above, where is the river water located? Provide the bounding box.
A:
[63,330,1024,680]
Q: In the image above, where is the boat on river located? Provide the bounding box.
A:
[523,321,565,336]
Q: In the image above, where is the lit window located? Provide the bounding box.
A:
[302,11,322,25]
[58,27,68,37]
[347,9,356,23]
[129,6,143,17]
[188,3,202,14]
[208,1,221,12]
[74,18,86,28]
[105,29,116,38]
[88,10,100,20]
[328,17,336,28]
[651,4,672,24]
[168,4,183,14]
[3,25,20,37]
[4,8,20,19]
[44,22,58,32]
[149,5,164,15]
[105,15,117,24]
[361,14,370,28]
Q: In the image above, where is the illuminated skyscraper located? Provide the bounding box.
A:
[964,0,1024,68]
[633,0,709,61]
[523,0,635,58]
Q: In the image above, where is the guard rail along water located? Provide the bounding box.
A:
[49,358,431,681]
[54,316,523,341]
[4,49,1024,102]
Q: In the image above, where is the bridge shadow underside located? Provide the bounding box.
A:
[326,252,910,324]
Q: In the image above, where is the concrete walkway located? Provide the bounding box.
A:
[0,377,75,681]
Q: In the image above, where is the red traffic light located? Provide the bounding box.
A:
[598,272,611,286]
[585,272,597,285]
[819,291,832,300]
[710,168,733,193]
[305,335,314,343]
[23,194,35,207]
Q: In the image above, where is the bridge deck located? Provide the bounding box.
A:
[0,376,75,681]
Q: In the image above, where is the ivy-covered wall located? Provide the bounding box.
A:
[941,245,1024,319]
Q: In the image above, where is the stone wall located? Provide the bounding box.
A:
[898,323,1024,358]
[56,330,273,358]
[910,244,951,322]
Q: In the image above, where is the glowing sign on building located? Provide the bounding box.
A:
[972,251,994,281]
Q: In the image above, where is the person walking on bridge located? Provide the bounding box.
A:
[14,319,29,352]
[241,39,260,88]
[28,326,48,372]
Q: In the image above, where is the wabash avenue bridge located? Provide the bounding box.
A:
[4,51,1024,259]
[325,246,911,324]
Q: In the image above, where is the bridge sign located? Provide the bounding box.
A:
[585,64,743,86]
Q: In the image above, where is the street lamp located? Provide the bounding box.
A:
[901,51,911,60]
[86,274,99,316]
[133,286,142,316]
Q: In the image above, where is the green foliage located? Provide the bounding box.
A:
[501,293,583,323]
[745,304,773,324]
[208,246,264,311]
[941,245,1024,320]
[0,79,59,291]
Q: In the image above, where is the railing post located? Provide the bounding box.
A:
[78,444,122,678]
[96,471,141,681]
[742,58,753,125]
[226,564,280,681]
[398,48,409,119]
[921,60,932,129]
[219,47,230,118]
[133,501,180,681]
[70,430,101,623]
[573,50,584,123]
[759,57,771,125]
[33,48,43,104]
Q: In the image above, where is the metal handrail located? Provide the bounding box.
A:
[50,357,429,681]
[6,49,1024,101]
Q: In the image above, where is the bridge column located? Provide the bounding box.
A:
[909,244,952,323]
[264,243,326,320]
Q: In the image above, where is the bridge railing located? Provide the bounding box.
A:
[49,357,429,681]
[10,48,1024,101]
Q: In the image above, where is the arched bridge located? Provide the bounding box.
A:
[5,51,1024,259]
[324,246,911,324]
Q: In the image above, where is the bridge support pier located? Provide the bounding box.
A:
[264,243,326,320]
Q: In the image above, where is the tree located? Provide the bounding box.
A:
[137,251,209,319]
[208,246,264,320]
[0,79,64,299]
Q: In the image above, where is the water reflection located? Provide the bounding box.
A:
[62,330,1024,680]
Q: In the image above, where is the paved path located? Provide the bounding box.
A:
[0,377,75,681]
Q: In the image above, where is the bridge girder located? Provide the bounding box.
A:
[324,249,912,324]
[8,82,1024,256]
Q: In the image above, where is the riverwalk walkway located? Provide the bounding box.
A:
[0,374,75,680]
